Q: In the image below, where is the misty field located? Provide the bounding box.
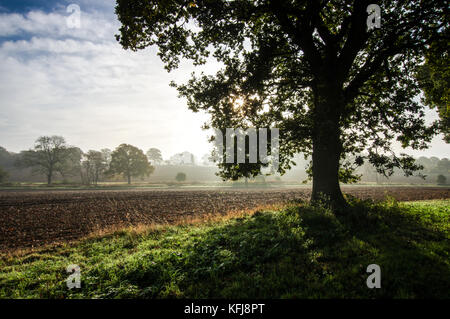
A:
[0,186,449,251]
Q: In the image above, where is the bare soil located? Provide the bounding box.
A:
[0,186,448,251]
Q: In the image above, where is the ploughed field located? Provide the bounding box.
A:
[0,186,449,251]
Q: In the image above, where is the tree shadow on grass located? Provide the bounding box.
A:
[112,199,449,299]
[328,198,450,298]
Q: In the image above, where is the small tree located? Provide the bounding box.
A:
[82,150,108,185]
[146,148,163,165]
[108,144,154,184]
[437,174,447,185]
[57,147,83,182]
[175,172,186,182]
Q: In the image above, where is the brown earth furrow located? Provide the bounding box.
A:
[0,187,448,251]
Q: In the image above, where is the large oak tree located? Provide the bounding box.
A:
[115,0,447,208]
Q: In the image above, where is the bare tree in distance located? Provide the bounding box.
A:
[82,150,108,185]
[146,148,163,165]
[16,136,74,185]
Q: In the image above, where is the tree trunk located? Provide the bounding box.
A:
[311,130,347,208]
[311,79,347,209]
[127,174,131,185]
[47,170,53,185]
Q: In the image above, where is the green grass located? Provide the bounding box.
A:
[0,198,448,299]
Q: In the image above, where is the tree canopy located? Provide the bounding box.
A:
[108,144,154,184]
[115,0,447,208]
[416,34,450,143]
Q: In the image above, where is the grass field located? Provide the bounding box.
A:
[0,198,448,299]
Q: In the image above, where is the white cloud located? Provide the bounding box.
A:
[0,6,447,163]
[0,9,117,42]
[0,8,213,159]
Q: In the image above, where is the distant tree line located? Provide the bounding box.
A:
[356,156,449,185]
[1,136,153,185]
[0,165,8,183]
[0,136,448,185]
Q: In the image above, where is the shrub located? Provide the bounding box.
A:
[175,172,186,182]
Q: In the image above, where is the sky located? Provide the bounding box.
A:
[0,0,448,160]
